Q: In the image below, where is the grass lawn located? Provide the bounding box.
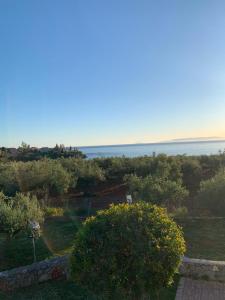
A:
[0,281,97,300]
[42,217,79,255]
[177,218,225,260]
[0,215,79,271]
[0,232,52,271]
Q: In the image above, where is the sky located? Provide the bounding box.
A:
[1,0,225,147]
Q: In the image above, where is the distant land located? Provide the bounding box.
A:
[77,137,225,149]
[168,137,225,142]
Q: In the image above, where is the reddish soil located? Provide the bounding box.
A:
[92,184,127,210]
[68,183,127,211]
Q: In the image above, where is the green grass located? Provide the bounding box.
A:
[177,218,225,260]
[0,280,97,300]
[0,277,179,300]
[43,217,79,255]
[0,232,52,271]
[0,215,79,271]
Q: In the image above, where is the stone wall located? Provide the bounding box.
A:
[1,255,225,292]
[0,255,70,292]
[180,256,225,282]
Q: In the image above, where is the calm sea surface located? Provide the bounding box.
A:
[78,141,225,159]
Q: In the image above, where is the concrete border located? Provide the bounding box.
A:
[180,257,225,282]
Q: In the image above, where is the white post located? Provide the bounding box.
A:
[126,195,132,204]
[32,236,36,263]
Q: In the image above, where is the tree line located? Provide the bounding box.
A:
[0,142,86,162]
[1,146,225,215]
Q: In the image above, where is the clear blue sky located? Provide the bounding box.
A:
[1,0,225,147]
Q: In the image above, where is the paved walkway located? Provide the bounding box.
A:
[176,277,225,300]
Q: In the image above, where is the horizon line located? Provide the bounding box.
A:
[76,138,225,149]
[2,137,225,149]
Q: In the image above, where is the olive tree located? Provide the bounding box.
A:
[196,170,225,216]
[71,202,185,299]
[0,162,19,196]
[0,192,43,238]
[15,159,71,204]
[60,158,105,192]
[125,174,188,211]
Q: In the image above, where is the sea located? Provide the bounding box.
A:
[78,140,225,159]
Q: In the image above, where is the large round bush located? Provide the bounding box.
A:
[71,202,185,299]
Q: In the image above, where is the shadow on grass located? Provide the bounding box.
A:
[0,280,98,300]
[0,277,179,300]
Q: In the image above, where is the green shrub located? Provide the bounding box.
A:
[0,192,43,237]
[125,174,188,210]
[71,202,185,299]
[44,206,64,217]
[181,159,202,195]
[196,170,225,216]
[0,162,19,196]
[60,158,105,191]
[171,206,188,218]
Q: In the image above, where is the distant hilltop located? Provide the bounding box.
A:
[166,137,225,143]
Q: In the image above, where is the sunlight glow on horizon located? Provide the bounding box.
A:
[2,131,225,148]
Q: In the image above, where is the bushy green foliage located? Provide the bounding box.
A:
[196,170,225,216]
[16,159,71,196]
[0,147,10,162]
[171,206,188,218]
[15,142,43,161]
[71,202,185,299]
[0,159,71,200]
[60,158,105,191]
[0,151,225,209]
[95,154,183,182]
[43,206,64,217]
[0,162,19,196]
[181,158,202,194]
[0,192,43,237]
[0,158,105,201]
[198,154,225,179]
[125,174,188,210]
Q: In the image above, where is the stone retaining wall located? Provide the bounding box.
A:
[180,256,225,282]
[0,255,70,292]
[1,255,225,292]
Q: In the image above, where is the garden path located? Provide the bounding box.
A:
[175,277,225,300]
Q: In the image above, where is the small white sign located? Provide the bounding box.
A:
[126,195,132,204]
